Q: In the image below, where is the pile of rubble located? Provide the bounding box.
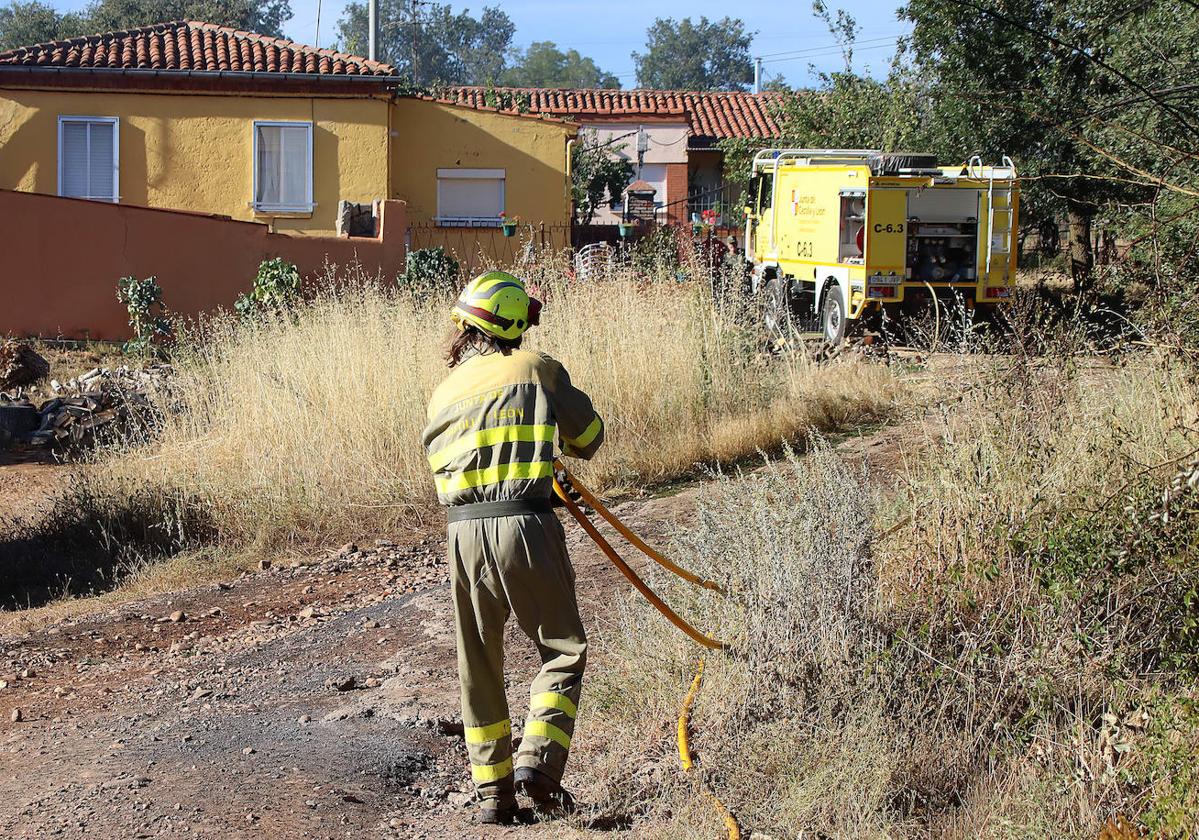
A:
[0,340,50,392]
[1,352,172,450]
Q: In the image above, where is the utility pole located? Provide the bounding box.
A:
[368,0,377,61]
[410,0,419,84]
[753,57,762,94]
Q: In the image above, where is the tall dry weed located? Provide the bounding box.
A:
[93,262,900,547]
[578,347,1199,838]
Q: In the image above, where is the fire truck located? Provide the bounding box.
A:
[743,149,1020,343]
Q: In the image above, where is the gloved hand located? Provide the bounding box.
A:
[553,466,589,512]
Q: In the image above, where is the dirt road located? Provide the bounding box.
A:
[0,424,905,839]
[0,483,708,839]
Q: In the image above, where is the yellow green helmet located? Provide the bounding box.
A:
[451,271,542,341]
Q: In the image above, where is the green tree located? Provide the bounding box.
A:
[502,41,618,89]
[720,5,929,192]
[0,1,82,51]
[632,16,754,91]
[337,1,513,84]
[84,0,292,38]
[0,0,292,49]
[897,0,1195,289]
[571,131,634,225]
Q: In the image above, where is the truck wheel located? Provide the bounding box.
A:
[821,287,847,345]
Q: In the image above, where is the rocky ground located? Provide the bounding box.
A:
[0,476,717,839]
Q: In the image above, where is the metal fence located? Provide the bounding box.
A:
[660,182,750,226]
[404,209,748,276]
[405,222,572,275]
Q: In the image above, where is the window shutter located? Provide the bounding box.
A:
[61,121,89,198]
[437,176,504,220]
[87,122,115,200]
[60,119,116,201]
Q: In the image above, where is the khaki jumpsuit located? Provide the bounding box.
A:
[422,347,604,808]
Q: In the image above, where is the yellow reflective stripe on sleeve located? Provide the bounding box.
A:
[427,424,555,472]
[524,720,572,750]
[435,460,554,494]
[464,718,512,745]
[470,757,514,783]
[565,415,602,449]
[531,691,577,719]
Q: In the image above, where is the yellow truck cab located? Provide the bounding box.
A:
[744,149,1019,343]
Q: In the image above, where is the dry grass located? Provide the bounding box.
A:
[89,260,901,549]
[575,343,1199,838]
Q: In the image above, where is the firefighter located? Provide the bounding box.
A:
[422,271,605,825]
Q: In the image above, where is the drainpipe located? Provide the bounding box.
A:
[566,137,576,232]
[753,57,762,94]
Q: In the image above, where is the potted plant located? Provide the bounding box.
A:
[618,219,635,238]
[499,211,519,237]
[701,208,720,229]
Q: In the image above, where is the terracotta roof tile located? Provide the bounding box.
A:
[433,86,783,139]
[0,20,396,77]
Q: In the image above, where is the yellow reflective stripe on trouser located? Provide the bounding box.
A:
[531,691,577,719]
[427,424,555,472]
[464,718,512,745]
[435,460,554,494]
[525,720,572,750]
[471,756,514,783]
[565,415,602,450]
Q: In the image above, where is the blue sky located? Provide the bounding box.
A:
[54,0,910,87]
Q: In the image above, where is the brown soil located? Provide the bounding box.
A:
[0,422,910,839]
[0,449,64,530]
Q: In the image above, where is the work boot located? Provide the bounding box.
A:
[474,798,519,825]
[515,766,576,819]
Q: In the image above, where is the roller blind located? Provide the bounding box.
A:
[59,118,117,201]
[436,169,505,224]
[255,123,312,210]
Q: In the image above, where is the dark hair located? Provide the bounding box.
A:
[445,324,522,368]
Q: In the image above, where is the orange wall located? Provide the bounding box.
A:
[0,189,407,339]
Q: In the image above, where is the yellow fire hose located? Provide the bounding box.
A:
[557,467,725,596]
[550,461,740,838]
[678,660,741,839]
[551,465,725,651]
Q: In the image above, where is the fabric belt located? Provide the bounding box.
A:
[446,498,554,523]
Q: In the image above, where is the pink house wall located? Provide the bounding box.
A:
[0,190,408,340]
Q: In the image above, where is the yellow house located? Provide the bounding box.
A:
[0,20,576,246]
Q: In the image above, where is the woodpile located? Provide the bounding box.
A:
[2,365,171,450]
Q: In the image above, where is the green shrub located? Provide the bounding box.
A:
[234,258,302,320]
[115,275,171,354]
[1126,689,1199,838]
[402,247,460,297]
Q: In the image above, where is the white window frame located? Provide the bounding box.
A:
[435,168,506,227]
[57,115,120,203]
[251,120,314,214]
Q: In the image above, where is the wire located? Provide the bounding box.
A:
[761,41,899,66]
[756,32,904,59]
